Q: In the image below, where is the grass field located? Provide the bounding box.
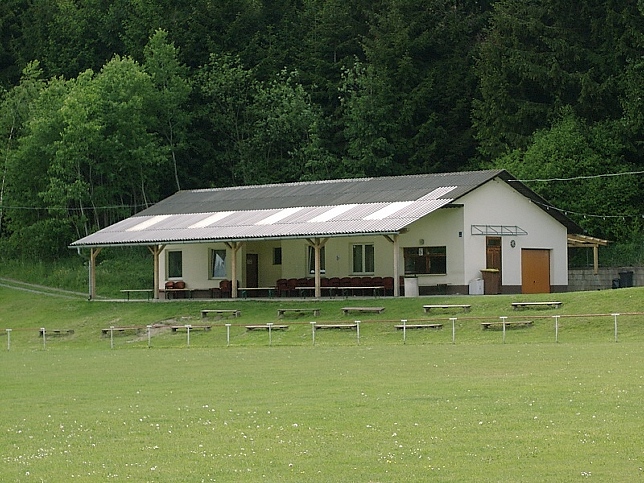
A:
[2,281,644,481]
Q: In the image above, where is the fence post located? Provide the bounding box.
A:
[6,329,11,351]
[612,313,620,343]
[356,320,360,345]
[401,319,407,345]
[186,324,191,347]
[226,323,231,347]
[267,323,273,346]
[310,322,316,346]
[500,317,507,344]
[147,325,152,348]
[41,328,46,350]
[450,318,457,344]
[553,315,560,343]
[110,326,114,349]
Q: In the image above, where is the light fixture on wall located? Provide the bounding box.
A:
[510,239,516,248]
[419,238,425,245]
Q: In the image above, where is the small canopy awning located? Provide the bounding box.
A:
[567,234,610,274]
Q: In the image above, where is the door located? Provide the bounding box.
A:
[246,254,259,288]
[485,237,502,294]
[521,249,550,294]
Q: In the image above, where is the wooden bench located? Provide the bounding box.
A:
[170,325,212,332]
[423,304,471,313]
[511,301,562,310]
[162,288,194,299]
[315,323,357,330]
[481,320,533,329]
[120,289,154,301]
[341,306,385,315]
[101,327,143,335]
[201,309,241,319]
[39,328,74,337]
[277,308,321,318]
[395,323,443,330]
[245,324,289,331]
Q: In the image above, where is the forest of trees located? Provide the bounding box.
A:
[1,0,644,259]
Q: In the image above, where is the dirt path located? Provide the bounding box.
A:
[0,277,91,299]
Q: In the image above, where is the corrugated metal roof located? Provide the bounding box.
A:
[70,169,580,247]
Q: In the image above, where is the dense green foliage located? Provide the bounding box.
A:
[1,1,644,258]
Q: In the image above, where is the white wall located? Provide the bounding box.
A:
[459,178,568,288]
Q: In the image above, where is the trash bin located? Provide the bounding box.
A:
[468,278,484,295]
[480,269,500,295]
[619,270,634,288]
[404,276,419,297]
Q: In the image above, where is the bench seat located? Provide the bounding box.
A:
[481,321,533,329]
[395,323,443,330]
[341,306,385,315]
[170,325,212,332]
[423,304,471,313]
[511,302,562,310]
[277,308,321,318]
[39,328,74,336]
[315,323,357,330]
[245,324,289,331]
[201,309,241,319]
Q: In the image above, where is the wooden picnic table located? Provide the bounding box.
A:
[481,320,533,329]
[511,301,562,310]
[277,308,321,318]
[201,309,241,319]
[341,306,385,315]
[423,304,471,313]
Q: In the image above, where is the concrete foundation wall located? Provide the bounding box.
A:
[568,267,642,291]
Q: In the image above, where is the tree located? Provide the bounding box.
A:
[143,29,191,193]
[473,0,644,160]
[496,109,643,241]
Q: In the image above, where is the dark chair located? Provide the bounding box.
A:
[219,279,232,298]
[276,278,288,297]
[287,278,298,297]
[350,277,363,296]
[383,277,394,296]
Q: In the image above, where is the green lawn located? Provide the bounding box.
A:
[1,284,644,481]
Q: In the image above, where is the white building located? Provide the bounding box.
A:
[71,169,581,298]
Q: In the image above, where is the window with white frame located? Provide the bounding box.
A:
[307,246,326,274]
[352,244,374,273]
[167,250,183,278]
[210,249,226,278]
[404,246,446,275]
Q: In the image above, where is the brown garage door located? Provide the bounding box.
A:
[521,249,550,294]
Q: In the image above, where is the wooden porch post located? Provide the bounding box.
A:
[393,235,400,297]
[226,241,243,298]
[593,244,599,276]
[89,247,102,300]
[307,237,329,298]
[383,234,401,297]
[148,244,165,300]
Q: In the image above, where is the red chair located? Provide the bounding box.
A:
[383,277,394,296]
[350,277,363,296]
[219,279,232,298]
[287,278,298,297]
[276,279,288,297]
